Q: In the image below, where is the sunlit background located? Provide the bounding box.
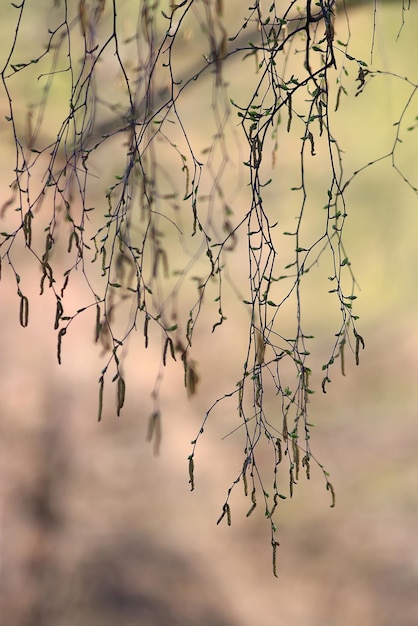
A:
[1,2,418,625]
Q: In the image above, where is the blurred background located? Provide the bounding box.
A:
[1,1,418,625]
